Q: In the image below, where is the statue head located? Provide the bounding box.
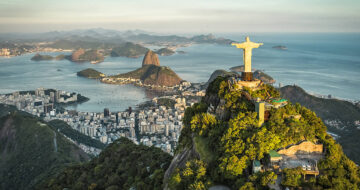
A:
[245,36,250,42]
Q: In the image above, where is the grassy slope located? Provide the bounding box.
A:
[39,137,173,190]
[0,106,89,189]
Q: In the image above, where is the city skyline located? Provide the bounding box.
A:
[0,0,359,33]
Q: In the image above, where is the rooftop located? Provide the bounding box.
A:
[272,99,287,103]
[269,150,282,158]
[253,160,261,167]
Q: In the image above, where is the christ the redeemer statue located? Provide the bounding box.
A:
[232,36,263,81]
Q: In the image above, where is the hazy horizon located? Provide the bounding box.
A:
[1,0,359,33]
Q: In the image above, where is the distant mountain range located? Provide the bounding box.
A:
[0,28,234,46]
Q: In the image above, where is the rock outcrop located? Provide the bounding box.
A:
[142,50,160,67]
[204,69,238,88]
[70,49,104,63]
[71,48,85,61]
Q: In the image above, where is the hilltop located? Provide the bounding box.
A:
[111,42,149,58]
[163,76,360,189]
[142,50,160,66]
[204,69,239,88]
[0,104,89,189]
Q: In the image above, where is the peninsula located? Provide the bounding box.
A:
[105,50,182,87]
[78,50,183,89]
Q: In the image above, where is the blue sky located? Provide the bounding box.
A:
[0,0,359,33]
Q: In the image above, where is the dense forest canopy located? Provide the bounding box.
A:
[169,76,360,189]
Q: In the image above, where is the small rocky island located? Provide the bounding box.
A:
[77,68,105,79]
[31,53,65,61]
[272,45,288,50]
[155,48,175,56]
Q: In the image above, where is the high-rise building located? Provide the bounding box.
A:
[104,108,110,117]
[50,92,55,103]
[130,128,136,138]
[165,125,169,136]
[56,91,61,102]
[116,113,119,124]
[44,103,54,113]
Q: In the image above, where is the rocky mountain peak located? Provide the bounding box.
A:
[142,50,160,67]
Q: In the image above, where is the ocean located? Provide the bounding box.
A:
[0,33,359,112]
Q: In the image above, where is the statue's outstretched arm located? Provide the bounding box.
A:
[251,42,264,48]
[231,42,245,49]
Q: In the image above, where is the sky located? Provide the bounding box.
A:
[0,0,359,34]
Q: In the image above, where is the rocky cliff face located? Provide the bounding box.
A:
[142,50,160,67]
[204,69,238,88]
[163,136,200,189]
[71,48,85,61]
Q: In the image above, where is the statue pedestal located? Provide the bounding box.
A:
[242,72,253,81]
[235,79,262,91]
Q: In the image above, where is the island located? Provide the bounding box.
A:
[155,47,175,56]
[77,68,105,79]
[272,45,288,50]
[176,50,186,54]
[31,53,66,61]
